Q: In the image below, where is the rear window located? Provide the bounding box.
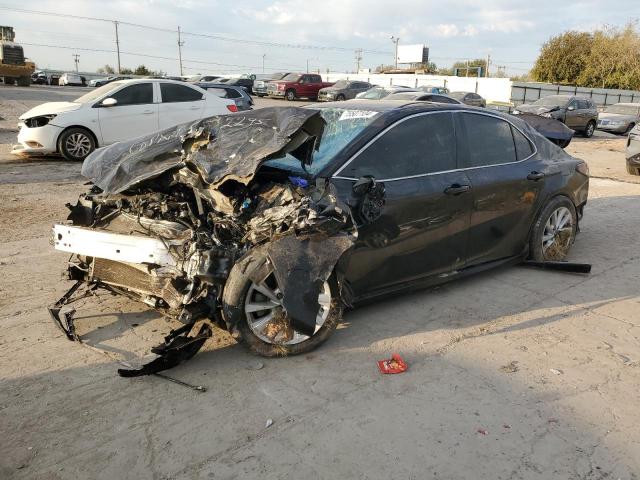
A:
[512,126,534,160]
[161,83,203,102]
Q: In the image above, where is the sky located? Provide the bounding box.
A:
[1,0,637,77]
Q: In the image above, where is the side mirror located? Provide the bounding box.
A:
[101,97,118,107]
[352,176,386,224]
[352,175,375,196]
[566,105,575,111]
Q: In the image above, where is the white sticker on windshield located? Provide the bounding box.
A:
[339,110,379,121]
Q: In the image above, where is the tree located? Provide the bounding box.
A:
[531,31,593,85]
[134,65,151,76]
[97,64,115,75]
[119,67,134,75]
[577,23,640,90]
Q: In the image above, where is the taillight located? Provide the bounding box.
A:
[226,104,238,112]
[576,162,589,177]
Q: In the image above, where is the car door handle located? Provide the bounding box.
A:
[190,105,200,110]
[142,110,154,115]
[527,171,545,181]
[444,184,471,195]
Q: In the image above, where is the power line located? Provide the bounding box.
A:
[0,5,391,55]
[19,42,302,70]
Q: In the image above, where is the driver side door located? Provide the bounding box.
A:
[97,82,159,145]
[331,112,472,298]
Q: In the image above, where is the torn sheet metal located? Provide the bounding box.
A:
[265,234,353,336]
[82,107,325,195]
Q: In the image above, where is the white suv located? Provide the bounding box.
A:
[12,79,238,161]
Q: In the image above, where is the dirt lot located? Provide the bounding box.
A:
[1,85,639,479]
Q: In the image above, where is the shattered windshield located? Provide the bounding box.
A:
[604,104,640,115]
[74,82,125,103]
[533,96,571,107]
[264,107,380,175]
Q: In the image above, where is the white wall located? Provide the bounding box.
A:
[323,72,513,103]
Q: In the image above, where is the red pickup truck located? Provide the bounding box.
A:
[267,73,334,101]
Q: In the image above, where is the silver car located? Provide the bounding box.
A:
[597,103,640,134]
[626,123,640,175]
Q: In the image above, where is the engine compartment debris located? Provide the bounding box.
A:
[50,107,368,377]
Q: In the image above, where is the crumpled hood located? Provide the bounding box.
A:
[20,102,82,120]
[516,104,559,115]
[82,107,325,196]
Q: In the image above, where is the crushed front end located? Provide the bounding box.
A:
[49,107,368,377]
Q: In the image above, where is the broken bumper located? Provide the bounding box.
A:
[11,124,61,156]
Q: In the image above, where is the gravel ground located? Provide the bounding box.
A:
[1,84,639,480]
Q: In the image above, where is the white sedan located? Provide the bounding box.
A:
[12,79,239,161]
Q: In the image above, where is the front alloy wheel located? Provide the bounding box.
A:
[223,248,342,357]
[58,128,95,161]
[245,271,332,345]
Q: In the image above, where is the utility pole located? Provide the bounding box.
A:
[465,59,469,77]
[390,36,399,69]
[113,21,121,74]
[355,48,363,73]
[485,53,491,78]
[177,26,184,76]
[72,54,80,73]
[262,54,266,73]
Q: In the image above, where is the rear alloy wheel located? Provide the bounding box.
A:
[529,196,577,262]
[285,89,296,101]
[58,128,95,161]
[223,248,341,357]
[584,120,596,138]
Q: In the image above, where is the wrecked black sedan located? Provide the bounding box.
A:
[50,101,589,375]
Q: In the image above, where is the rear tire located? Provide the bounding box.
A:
[583,120,596,138]
[17,76,31,87]
[58,127,96,161]
[4,77,16,85]
[222,247,341,357]
[529,196,577,262]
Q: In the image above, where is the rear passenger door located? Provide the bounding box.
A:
[457,111,545,265]
[331,112,472,296]
[158,82,205,130]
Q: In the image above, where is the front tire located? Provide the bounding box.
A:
[583,120,596,138]
[625,123,635,135]
[529,196,577,262]
[285,89,296,101]
[336,94,346,101]
[222,248,341,357]
[58,127,96,161]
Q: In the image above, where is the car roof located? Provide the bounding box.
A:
[114,78,192,85]
[196,82,246,91]
[312,99,475,114]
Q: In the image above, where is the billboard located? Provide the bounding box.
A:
[396,44,429,64]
